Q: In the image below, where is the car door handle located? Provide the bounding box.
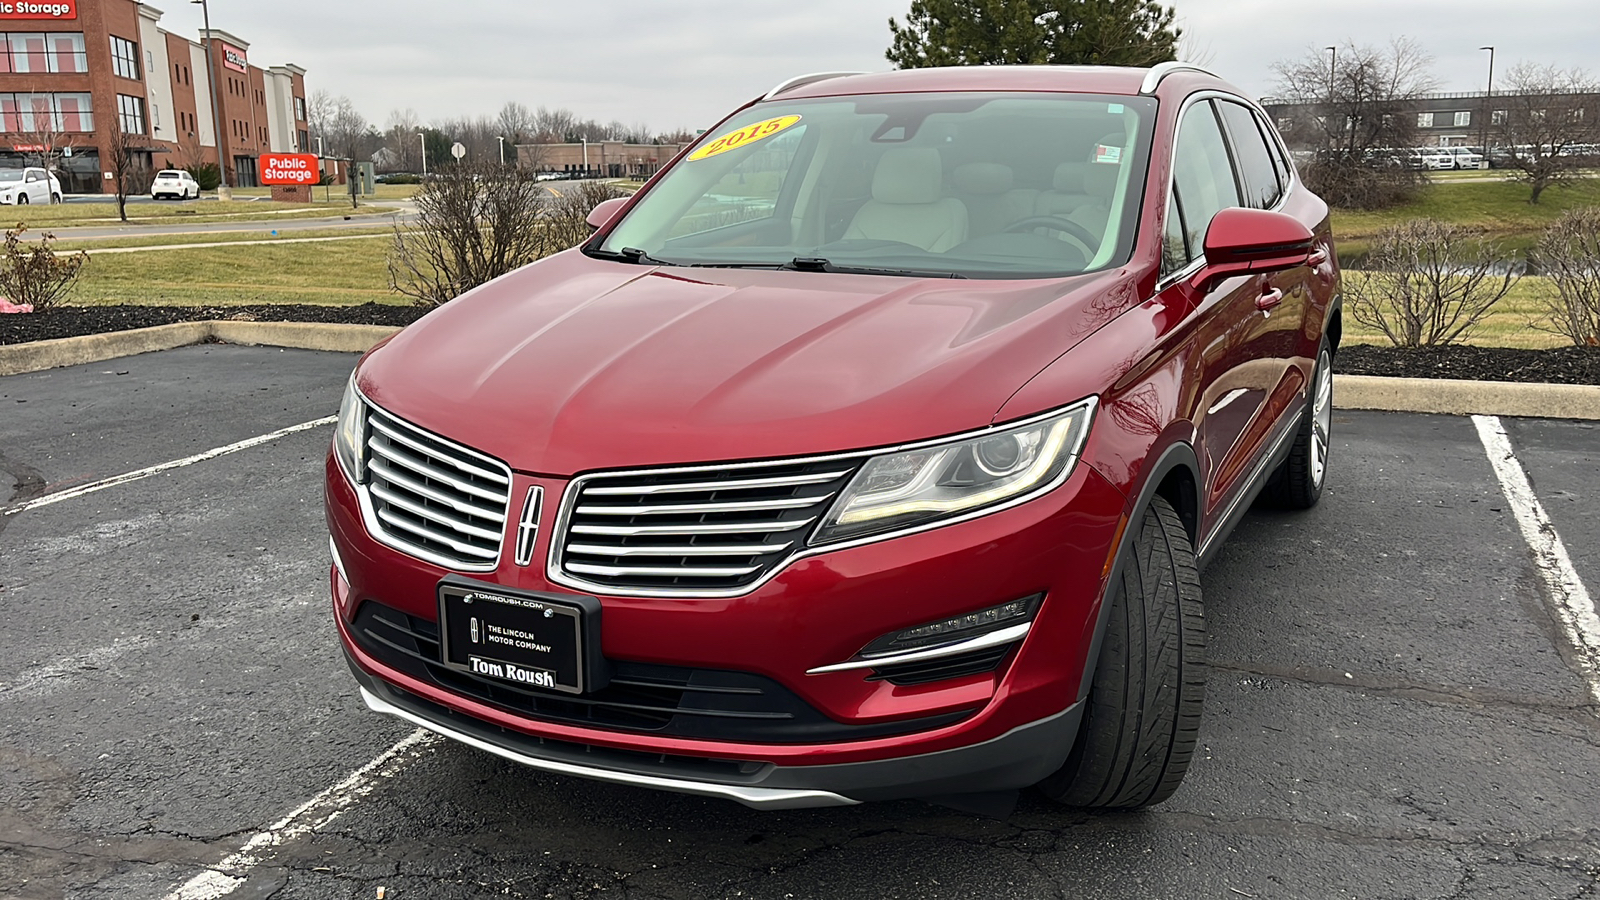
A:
[1256,286,1284,311]
[1308,247,1333,283]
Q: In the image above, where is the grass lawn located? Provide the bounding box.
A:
[53,226,396,252]
[1331,177,1600,242]
[226,183,421,201]
[1339,272,1573,349]
[7,199,398,230]
[67,235,404,306]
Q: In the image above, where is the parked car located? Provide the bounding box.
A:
[150,169,200,200]
[328,63,1341,810]
[1416,148,1455,170]
[1440,147,1483,170]
[0,166,62,204]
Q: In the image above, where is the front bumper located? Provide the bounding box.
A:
[350,653,1084,808]
[329,444,1125,801]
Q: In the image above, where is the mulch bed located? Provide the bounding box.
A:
[2,304,1597,385]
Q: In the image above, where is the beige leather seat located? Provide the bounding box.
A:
[1033,162,1093,219]
[950,163,1038,237]
[843,148,968,253]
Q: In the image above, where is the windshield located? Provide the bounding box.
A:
[0,171,22,183]
[595,92,1154,279]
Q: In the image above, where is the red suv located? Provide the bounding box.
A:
[327,63,1340,810]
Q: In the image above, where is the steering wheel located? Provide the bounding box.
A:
[1003,215,1100,252]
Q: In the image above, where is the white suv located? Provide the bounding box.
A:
[151,169,201,200]
[0,166,62,204]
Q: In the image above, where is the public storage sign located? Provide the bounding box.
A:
[0,1,77,18]
[261,153,319,185]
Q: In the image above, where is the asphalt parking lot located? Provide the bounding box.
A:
[2,344,1597,900]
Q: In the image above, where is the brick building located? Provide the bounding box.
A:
[0,0,309,193]
[514,140,691,179]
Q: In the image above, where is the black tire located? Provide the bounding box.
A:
[16,194,27,205]
[1265,340,1333,509]
[1037,494,1205,809]
[50,193,61,204]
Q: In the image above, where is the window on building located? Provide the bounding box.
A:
[110,35,140,79]
[5,33,48,73]
[1417,112,1434,128]
[1492,109,1507,125]
[1571,107,1586,122]
[44,33,86,72]
[294,96,306,122]
[297,128,309,152]
[151,103,160,130]
[145,49,154,73]
[117,93,146,134]
[1454,111,1471,127]
[0,92,93,133]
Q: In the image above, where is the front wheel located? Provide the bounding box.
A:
[50,192,61,204]
[1037,494,1206,809]
[1265,340,1333,509]
[16,194,27,205]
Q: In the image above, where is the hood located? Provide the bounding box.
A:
[361,250,1135,475]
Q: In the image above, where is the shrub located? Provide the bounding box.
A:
[184,163,221,191]
[387,163,627,307]
[1300,156,1422,211]
[0,225,88,310]
[378,172,421,185]
[1531,208,1600,346]
[1345,219,1520,347]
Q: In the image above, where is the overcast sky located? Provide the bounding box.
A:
[156,1,1598,134]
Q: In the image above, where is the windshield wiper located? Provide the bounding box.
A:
[780,257,967,279]
[589,246,673,266]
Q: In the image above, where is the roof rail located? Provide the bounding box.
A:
[763,71,866,101]
[1138,62,1220,95]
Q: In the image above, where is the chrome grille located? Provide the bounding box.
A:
[555,459,860,594]
[362,405,512,571]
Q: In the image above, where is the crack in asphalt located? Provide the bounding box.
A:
[1210,659,1600,719]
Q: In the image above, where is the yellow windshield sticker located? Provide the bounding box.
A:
[687,115,802,161]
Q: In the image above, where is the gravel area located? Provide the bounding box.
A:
[2,304,1597,384]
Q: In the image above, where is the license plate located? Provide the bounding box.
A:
[437,581,599,695]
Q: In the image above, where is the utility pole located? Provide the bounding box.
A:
[418,132,427,178]
[192,0,230,200]
[497,135,505,166]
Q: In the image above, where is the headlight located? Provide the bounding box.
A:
[812,397,1097,545]
[334,372,368,484]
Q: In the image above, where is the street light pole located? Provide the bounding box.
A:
[192,0,230,200]
[418,132,426,178]
[1325,45,1336,103]
[1479,46,1495,158]
[497,135,505,166]
[582,137,588,179]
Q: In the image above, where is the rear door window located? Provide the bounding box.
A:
[1215,100,1282,209]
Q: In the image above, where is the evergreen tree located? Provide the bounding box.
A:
[887,0,1181,70]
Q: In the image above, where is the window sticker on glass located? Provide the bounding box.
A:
[1094,144,1122,164]
[1107,103,1125,114]
[688,115,802,161]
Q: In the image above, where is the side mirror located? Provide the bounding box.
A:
[1189,207,1315,292]
[586,196,629,231]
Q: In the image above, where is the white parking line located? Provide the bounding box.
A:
[0,417,335,517]
[1473,415,1600,705]
[159,729,434,900]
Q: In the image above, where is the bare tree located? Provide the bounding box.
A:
[1346,219,1519,347]
[1531,208,1600,345]
[381,108,421,173]
[498,102,536,144]
[104,119,149,222]
[388,161,624,306]
[1272,38,1436,208]
[1492,63,1600,204]
[306,89,334,151]
[18,95,74,181]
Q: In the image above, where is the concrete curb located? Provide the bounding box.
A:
[1334,374,1600,421]
[2,323,1597,420]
